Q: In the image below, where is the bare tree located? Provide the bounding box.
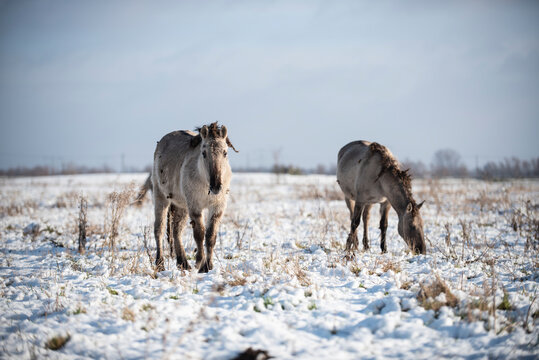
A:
[431,149,468,178]
[401,159,428,178]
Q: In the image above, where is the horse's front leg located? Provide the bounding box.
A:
[362,204,372,250]
[199,210,223,273]
[172,206,190,270]
[189,211,206,271]
[345,202,365,258]
[379,201,390,253]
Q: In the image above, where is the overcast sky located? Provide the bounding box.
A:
[1,0,538,171]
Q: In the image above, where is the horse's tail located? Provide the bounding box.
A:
[133,173,152,206]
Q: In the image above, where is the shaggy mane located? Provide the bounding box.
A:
[190,122,238,152]
[368,142,417,212]
[195,122,222,139]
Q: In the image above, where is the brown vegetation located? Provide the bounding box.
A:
[417,275,459,311]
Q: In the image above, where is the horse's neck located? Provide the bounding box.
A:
[384,180,411,217]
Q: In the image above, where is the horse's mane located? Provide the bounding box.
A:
[368,142,417,212]
[195,122,221,138]
[190,122,238,152]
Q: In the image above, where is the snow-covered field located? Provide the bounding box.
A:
[0,173,537,359]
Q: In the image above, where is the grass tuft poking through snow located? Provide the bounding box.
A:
[44,334,70,351]
[417,274,459,311]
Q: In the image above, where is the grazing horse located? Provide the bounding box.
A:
[140,122,237,272]
[337,141,426,255]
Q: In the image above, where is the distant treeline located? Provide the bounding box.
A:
[0,163,151,177]
[401,149,539,180]
[1,149,538,180]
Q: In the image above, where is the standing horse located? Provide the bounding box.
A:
[141,122,237,272]
[337,141,426,255]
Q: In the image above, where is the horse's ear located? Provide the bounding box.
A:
[200,125,209,139]
[406,202,413,213]
[220,125,227,138]
[417,200,425,209]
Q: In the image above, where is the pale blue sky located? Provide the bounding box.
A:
[1,0,538,171]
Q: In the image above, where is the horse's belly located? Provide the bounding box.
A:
[355,190,386,204]
[367,195,387,204]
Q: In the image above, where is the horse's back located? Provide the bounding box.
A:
[154,130,197,164]
[337,141,371,198]
[152,130,198,201]
[155,130,196,155]
[338,141,370,162]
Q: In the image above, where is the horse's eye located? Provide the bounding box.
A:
[223,151,227,157]
[202,151,207,158]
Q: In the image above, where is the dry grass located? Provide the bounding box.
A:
[350,264,361,276]
[367,257,402,275]
[55,191,79,208]
[226,270,249,287]
[225,212,251,250]
[506,199,538,250]
[292,261,311,287]
[474,189,497,213]
[417,275,459,311]
[416,178,442,215]
[104,183,136,251]
[45,334,70,351]
[78,195,88,254]
[122,307,136,322]
[381,258,401,273]
[0,199,39,217]
[400,280,413,290]
[297,184,344,201]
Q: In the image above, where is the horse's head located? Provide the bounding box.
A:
[198,123,237,195]
[398,201,426,254]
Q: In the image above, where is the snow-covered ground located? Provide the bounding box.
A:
[0,173,537,359]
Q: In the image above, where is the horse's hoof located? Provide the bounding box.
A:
[198,261,213,273]
[345,243,355,253]
[177,261,191,271]
[155,260,165,272]
[344,251,355,261]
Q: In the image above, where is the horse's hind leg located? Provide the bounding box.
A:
[362,204,372,250]
[345,198,355,220]
[346,202,365,256]
[379,201,390,253]
[166,205,176,257]
[153,193,170,272]
[172,206,190,270]
[199,209,223,273]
